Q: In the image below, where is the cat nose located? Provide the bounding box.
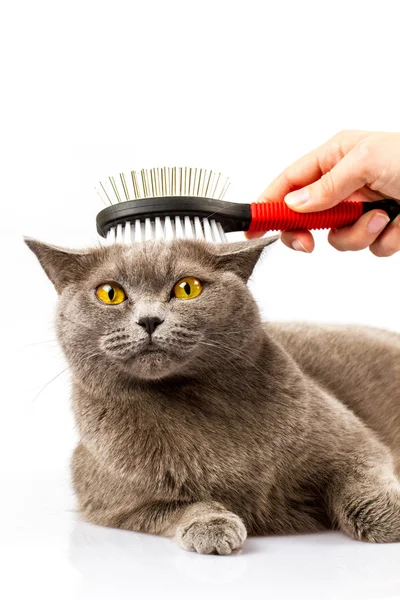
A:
[137,316,164,335]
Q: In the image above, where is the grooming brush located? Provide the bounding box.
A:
[95,167,400,244]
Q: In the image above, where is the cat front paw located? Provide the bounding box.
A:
[338,491,400,543]
[177,513,247,555]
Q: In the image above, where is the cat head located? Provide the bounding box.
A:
[25,237,277,388]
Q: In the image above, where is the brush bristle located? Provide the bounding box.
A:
[97,167,230,206]
[104,216,227,244]
[97,166,231,244]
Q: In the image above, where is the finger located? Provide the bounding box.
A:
[369,214,400,257]
[246,188,384,239]
[280,230,314,253]
[258,150,324,203]
[257,131,370,203]
[284,145,373,212]
[246,189,385,240]
[245,230,265,240]
[327,210,390,251]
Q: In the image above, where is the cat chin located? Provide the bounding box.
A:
[125,350,187,381]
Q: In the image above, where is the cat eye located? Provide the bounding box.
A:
[96,283,126,305]
[173,277,203,300]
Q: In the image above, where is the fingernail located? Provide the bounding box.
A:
[367,213,390,234]
[285,188,309,207]
[291,239,308,252]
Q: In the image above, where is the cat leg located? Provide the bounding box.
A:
[109,500,247,555]
[72,445,247,554]
[329,464,400,543]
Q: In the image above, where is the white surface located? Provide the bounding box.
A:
[5,309,400,600]
[2,0,400,598]
[2,473,400,600]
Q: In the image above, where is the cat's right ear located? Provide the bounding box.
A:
[24,238,92,293]
[211,236,279,281]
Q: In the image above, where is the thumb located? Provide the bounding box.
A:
[284,146,370,212]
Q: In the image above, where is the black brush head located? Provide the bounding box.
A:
[96,196,251,238]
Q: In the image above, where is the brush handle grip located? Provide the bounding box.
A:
[247,199,400,233]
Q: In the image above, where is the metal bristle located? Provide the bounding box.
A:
[97,166,230,205]
[104,217,228,245]
[98,166,230,244]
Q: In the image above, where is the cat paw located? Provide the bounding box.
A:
[340,495,400,543]
[177,513,247,555]
[346,519,400,543]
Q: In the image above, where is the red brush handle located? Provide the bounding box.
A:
[248,200,364,233]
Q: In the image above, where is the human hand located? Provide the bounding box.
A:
[248,131,400,256]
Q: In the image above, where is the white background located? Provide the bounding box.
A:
[2,1,400,598]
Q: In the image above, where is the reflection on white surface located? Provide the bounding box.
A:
[70,521,400,600]
[1,473,399,600]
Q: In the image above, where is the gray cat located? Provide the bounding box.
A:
[26,236,400,554]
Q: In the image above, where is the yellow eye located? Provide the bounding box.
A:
[173,277,203,300]
[96,283,126,305]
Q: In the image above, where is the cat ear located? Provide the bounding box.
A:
[212,235,279,281]
[24,238,94,293]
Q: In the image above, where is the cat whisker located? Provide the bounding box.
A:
[77,348,104,362]
[21,339,58,349]
[33,366,70,403]
[103,334,131,343]
[199,340,290,409]
[197,341,258,392]
[198,339,269,384]
[104,341,132,350]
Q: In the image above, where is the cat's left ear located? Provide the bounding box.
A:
[212,235,279,281]
[25,238,94,293]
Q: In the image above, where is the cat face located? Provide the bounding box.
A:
[26,238,276,383]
